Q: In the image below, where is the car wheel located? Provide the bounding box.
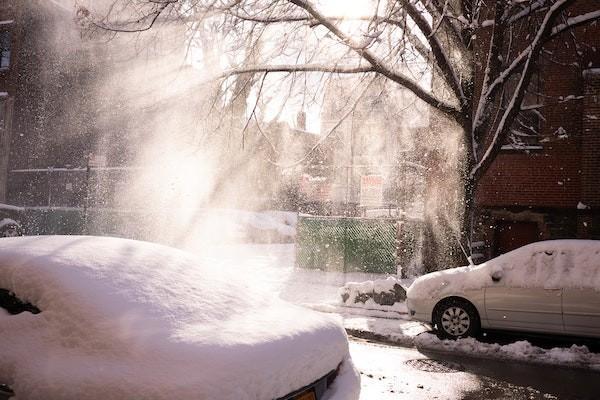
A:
[0,223,22,238]
[433,298,480,339]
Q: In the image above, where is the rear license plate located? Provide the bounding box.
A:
[294,390,316,400]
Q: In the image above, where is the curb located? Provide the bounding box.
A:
[345,328,417,348]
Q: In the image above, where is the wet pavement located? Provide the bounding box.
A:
[350,337,600,399]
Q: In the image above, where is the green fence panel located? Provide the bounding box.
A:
[296,217,345,271]
[296,216,398,274]
[343,218,398,274]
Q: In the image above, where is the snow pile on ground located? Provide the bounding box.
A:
[408,240,600,300]
[262,210,298,234]
[0,236,357,400]
[199,209,297,243]
[176,209,297,248]
[235,209,297,238]
[343,315,429,347]
[415,333,600,371]
[0,218,19,230]
[312,303,408,320]
[339,277,408,313]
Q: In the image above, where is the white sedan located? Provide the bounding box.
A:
[407,240,600,339]
[0,236,360,400]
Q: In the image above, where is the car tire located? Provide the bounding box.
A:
[0,223,23,238]
[433,298,480,339]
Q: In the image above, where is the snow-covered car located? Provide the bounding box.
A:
[0,236,360,400]
[406,240,600,340]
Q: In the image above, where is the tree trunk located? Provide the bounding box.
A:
[461,174,476,264]
[459,124,477,265]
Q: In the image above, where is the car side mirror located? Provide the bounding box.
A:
[491,270,503,283]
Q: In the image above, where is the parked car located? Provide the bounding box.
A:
[0,236,360,400]
[406,240,600,339]
[0,203,24,237]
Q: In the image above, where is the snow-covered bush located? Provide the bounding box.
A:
[340,277,406,307]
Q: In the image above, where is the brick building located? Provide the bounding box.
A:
[473,1,600,260]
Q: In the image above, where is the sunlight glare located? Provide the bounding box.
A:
[319,0,374,19]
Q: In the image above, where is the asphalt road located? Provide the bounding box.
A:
[350,337,600,400]
[1,338,597,400]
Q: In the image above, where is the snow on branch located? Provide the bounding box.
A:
[219,64,375,77]
[551,9,600,36]
[479,5,600,121]
[505,0,549,24]
[400,0,467,107]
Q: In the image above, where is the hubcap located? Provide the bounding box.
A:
[441,306,470,336]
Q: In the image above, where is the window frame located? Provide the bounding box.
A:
[0,21,13,70]
[501,72,544,152]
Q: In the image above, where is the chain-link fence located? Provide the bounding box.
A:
[20,208,160,240]
[295,215,402,274]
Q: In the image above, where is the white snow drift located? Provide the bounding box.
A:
[0,236,359,400]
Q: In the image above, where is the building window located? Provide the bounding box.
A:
[501,72,543,151]
[0,28,11,69]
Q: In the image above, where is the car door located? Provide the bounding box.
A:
[485,245,566,334]
[562,288,600,338]
[484,246,566,335]
[485,285,563,334]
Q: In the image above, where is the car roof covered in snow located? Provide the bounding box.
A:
[0,236,348,400]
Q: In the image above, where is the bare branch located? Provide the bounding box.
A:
[399,0,467,108]
[287,0,462,121]
[219,64,375,77]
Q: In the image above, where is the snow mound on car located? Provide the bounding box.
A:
[0,236,353,400]
[408,240,600,299]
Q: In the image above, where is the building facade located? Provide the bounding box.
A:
[473,0,600,260]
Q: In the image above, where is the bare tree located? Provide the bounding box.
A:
[77,0,600,252]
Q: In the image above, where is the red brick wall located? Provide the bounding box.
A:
[582,70,600,207]
[476,0,599,210]
[476,149,581,208]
